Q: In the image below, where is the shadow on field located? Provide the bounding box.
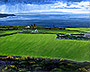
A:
[0,55,90,72]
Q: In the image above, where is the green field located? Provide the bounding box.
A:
[67,28,90,33]
[0,33,90,62]
[0,30,21,35]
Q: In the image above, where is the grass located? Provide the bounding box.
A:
[67,28,90,33]
[0,33,90,62]
[0,30,21,35]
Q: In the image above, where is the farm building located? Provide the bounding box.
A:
[25,26,30,29]
[84,34,90,38]
[31,29,38,33]
[35,29,38,32]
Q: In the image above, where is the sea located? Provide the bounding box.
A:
[0,13,90,28]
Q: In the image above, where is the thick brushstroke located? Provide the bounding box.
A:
[0,0,89,14]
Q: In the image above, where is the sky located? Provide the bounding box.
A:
[0,0,90,14]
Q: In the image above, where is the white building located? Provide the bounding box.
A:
[31,31,34,33]
[25,26,30,28]
[84,34,90,38]
[35,29,38,32]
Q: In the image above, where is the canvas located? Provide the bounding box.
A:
[0,0,90,72]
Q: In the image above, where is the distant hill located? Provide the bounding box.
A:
[0,14,15,18]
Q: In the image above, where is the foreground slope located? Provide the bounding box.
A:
[0,34,90,61]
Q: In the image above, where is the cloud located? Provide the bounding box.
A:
[0,1,89,14]
[52,1,90,9]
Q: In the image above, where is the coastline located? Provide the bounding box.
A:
[0,14,15,18]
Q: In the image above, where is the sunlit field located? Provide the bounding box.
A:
[0,30,21,35]
[0,33,90,62]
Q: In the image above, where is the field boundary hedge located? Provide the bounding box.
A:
[0,32,18,37]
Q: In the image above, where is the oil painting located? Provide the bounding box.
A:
[0,0,90,72]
